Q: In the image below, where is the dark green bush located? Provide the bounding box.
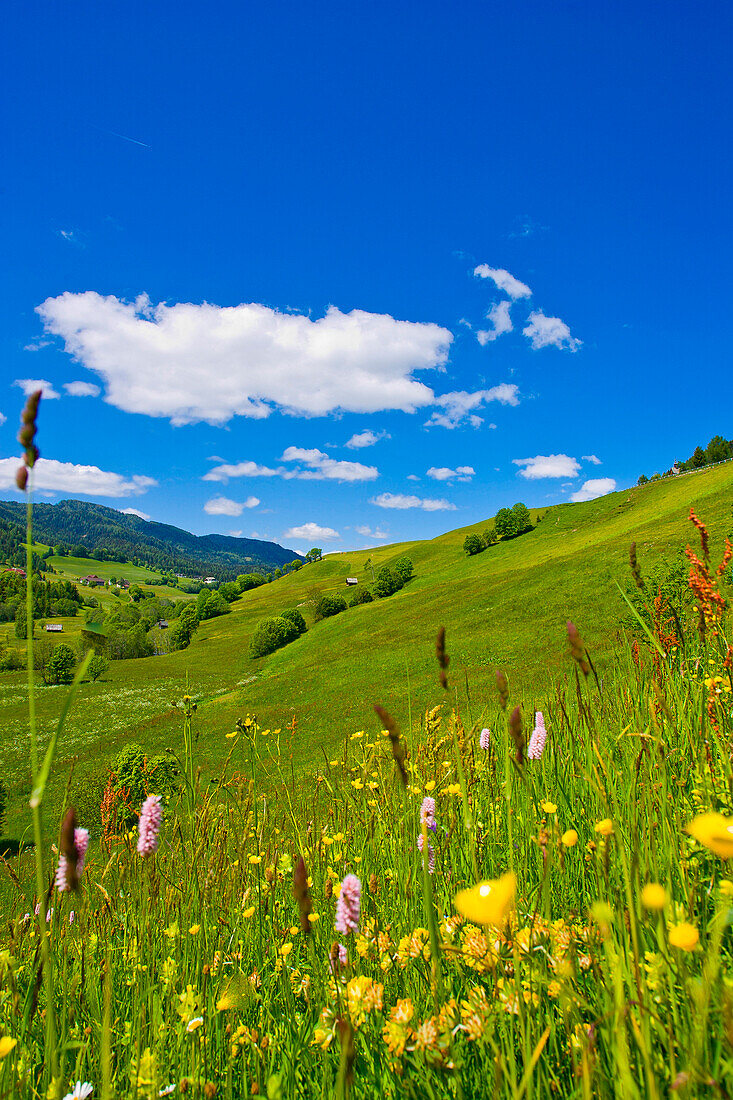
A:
[463,533,483,556]
[112,742,179,825]
[393,556,414,584]
[349,586,373,607]
[314,593,348,621]
[47,643,76,684]
[373,566,399,599]
[280,608,307,636]
[249,616,299,657]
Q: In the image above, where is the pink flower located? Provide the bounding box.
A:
[527,712,547,760]
[56,828,90,892]
[328,942,348,975]
[479,728,491,751]
[137,795,163,856]
[420,797,436,832]
[334,874,361,935]
[417,832,435,874]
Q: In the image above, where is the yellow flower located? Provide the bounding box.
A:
[668,922,699,951]
[686,813,733,859]
[561,829,578,847]
[0,1036,18,1059]
[329,760,339,767]
[351,779,364,790]
[425,780,436,792]
[541,801,557,814]
[641,883,667,911]
[189,924,200,935]
[350,731,364,741]
[186,1016,204,1032]
[243,906,255,918]
[249,855,262,865]
[720,880,733,898]
[595,819,613,837]
[307,912,320,923]
[446,783,462,796]
[453,872,516,927]
[279,942,293,957]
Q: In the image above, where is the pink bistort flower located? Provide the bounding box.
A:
[417,832,435,874]
[137,795,163,856]
[527,712,547,760]
[334,873,361,935]
[56,828,90,892]
[419,796,436,832]
[479,727,491,751]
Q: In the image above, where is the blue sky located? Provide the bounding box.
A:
[1,0,731,555]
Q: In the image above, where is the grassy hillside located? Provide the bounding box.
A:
[2,462,732,840]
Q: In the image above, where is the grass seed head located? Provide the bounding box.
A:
[567,621,590,677]
[436,626,450,691]
[508,706,525,765]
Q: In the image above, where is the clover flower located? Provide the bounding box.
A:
[137,795,163,857]
[334,874,361,935]
[56,828,90,893]
[527,713,547,760]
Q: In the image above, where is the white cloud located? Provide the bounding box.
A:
[280,447,378,482]
[426,466,475,482]
[14,378,60,400]
[0,457,156,497]
[582,454,601,465]
[228,529,243,537]
[474,264,532,300]
[513,454,580,479]
[425,384,519,429]
[406,473,420,481]
[371,492,456,512]
[567,477,611,503]
[477,301,513,345]
[355,525,389,539]
[64,381,101,397]
[36,292,453,425]
[203,460,281,481]
[523,311,581,351]
[345,429,390,449]
[204,495,260,516]
[570,478,616,503]
[284,522,340,541]
[204,449,378,484]
[120,507,151,520]
[0,412,6,426]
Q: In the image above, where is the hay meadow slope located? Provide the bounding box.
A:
[3,461,732,839]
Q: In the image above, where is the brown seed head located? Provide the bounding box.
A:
[629,542,645,590]
[60,807,79,892]
[15,466,28,492]
[567,621,590,677]
[495,670,509,710]
[368,872,378,895]
[374,704,407,787]
[293,854,313,934]
[508,706,525,766]
[436,626,450,691]
[325,878,333,900]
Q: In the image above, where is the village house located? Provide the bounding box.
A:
[346,577,358,586]
[82,575,105,587]
[45,623,63,632]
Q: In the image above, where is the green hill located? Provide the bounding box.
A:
[0,497,302,579]
[2,462,732,838]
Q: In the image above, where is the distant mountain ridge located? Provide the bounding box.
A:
[0,498,302,579]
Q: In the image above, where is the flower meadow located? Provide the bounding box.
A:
[2,400,733,1098]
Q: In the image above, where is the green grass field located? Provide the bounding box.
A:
[2,462,732,843]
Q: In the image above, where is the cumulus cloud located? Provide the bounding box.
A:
[371,492,456,512]
[204,449,378,483]
[523,311,581,351]
[425,384,519,429]
[36,292,453,426]
[120,507,151,520]
[0,457,156,497]
[355,525,389,539]
[474,264,532,300]
[570,478,616,503]
[204,495,260,516]
[345,429,390,449]
[280,447,378,482]
[582,454,601,465]
[477,301,513,345]
[426,466,475,482]
[513,454,580,479]
[284,522,340,541]
[64,381,101,397]
[14,378,60,400]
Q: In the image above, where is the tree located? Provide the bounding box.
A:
[349,586,373,607]
[314,593,348,620]
[463,533,483,556]
[47,643,76,684]
[706,435,732,465]
[280,608,307,636]
[290,559,303,571]
[168,604,200,651]
[237,573,266,592]
[494,508,517,540]
[14,604,32,640]
[482,526,497,547]
[373,566,399,599]
[637,474,649,486]
[249,616,299,657]
[393,556,414,585]
[129,584,144,602]
[218,582,239,603]
[511,502,532,534]
[274,567,282,579]
[88,654,109,682]
[200,592,230,620]
[305,548,323,564]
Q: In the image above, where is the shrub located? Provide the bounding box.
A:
[237,573,266,592]
[314,593,348,621]
[169,604,199,651]
[199,592,230,620]
[111,742,179,826]
[47,643,76,684]
[393,556,414,584]
[463,533,483,556]
[0,649,24,671]
[373,567,399,599]
[249,616,299,657]
[88,654,109,682]
[349,586,374,607]
[280,608,307,636]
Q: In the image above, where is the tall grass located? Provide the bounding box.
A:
[1,425,732,1096]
